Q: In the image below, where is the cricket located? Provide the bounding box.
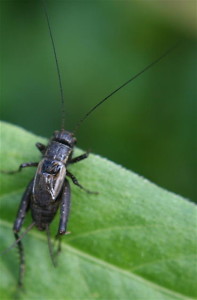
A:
[1,1,179,288]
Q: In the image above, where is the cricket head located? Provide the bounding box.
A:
[52,130,77,147]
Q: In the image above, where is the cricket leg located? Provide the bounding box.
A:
[54,180,71,263]
[13,179,34,287]
[70,152,89,164]
[1,162,38,175]
[57,179,71,236]
[46,224,57,267]
[36,142,46,154]
[67,170,98,194]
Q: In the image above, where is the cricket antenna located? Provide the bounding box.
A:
[74,42,180,133]
[42,0,65,129]
[0,222,35,256]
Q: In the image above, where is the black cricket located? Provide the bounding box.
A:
[2,1,178,288]
[11,130,94,287]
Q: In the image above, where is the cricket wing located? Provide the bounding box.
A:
[32,159,66,206]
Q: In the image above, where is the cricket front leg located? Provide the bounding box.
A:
[36,142,46,154]
[70,151,89,164]
[13,179,34,287]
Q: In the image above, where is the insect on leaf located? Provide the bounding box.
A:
[0,121,196,300]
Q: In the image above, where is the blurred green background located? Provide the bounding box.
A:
[1,0,196,201]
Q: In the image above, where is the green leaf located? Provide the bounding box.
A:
[0,121,196,300]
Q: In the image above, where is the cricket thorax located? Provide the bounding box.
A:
[45,141,72,163]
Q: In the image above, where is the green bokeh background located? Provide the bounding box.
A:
[1,0,196,201]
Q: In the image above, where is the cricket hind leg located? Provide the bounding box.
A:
[14,232,25,288]
[46,180,71,266]
[49,180,71,261]
[54,235,63,262]
[13,179,34,287]
[46,224,57,267]
[57,179,71,235]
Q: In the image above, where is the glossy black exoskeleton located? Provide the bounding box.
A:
[10,129,95,286]
[31,130,76,232]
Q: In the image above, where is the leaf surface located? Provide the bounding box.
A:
[0,121,196,300]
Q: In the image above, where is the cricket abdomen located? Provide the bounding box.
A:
[31,200,60,231]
